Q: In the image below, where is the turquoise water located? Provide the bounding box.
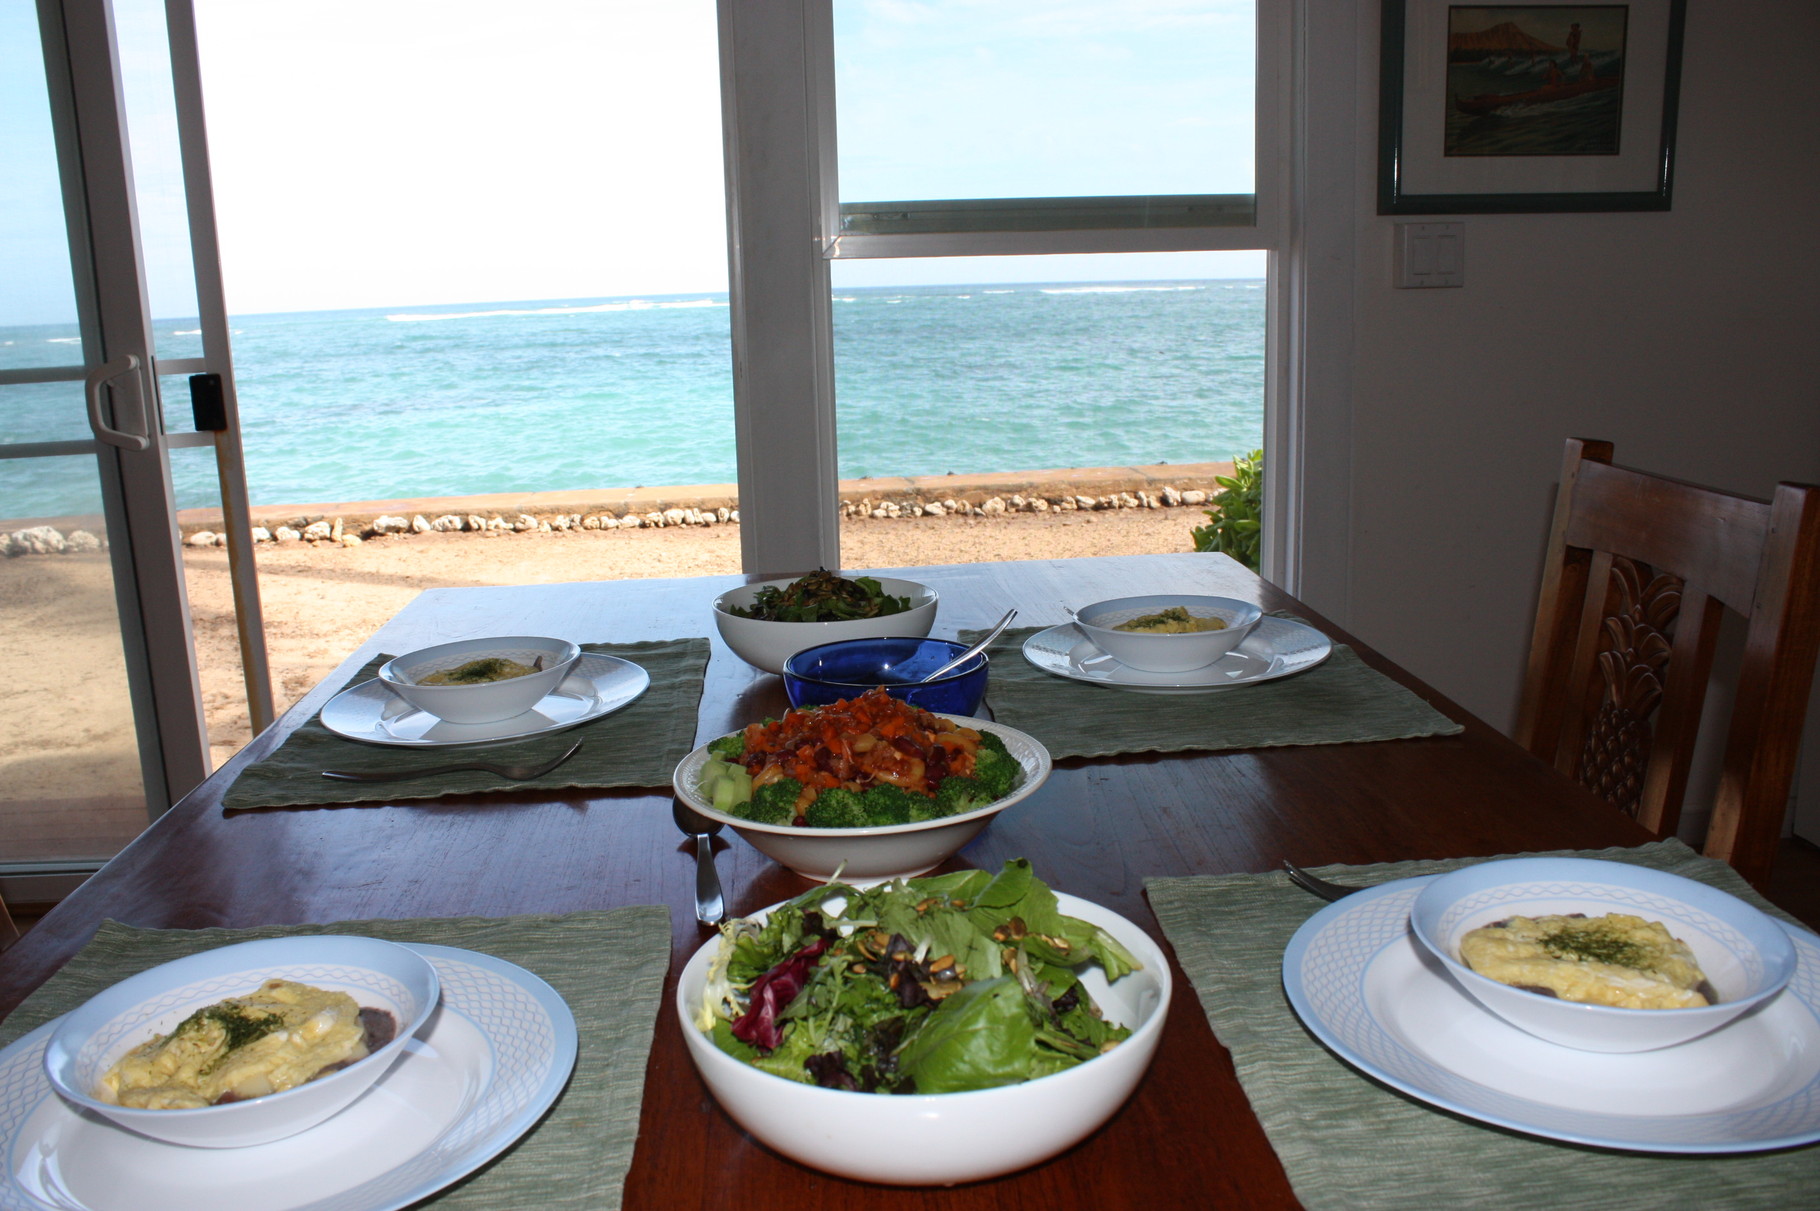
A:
[1,279,1263,516]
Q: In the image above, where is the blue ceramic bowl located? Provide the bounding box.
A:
[782,637,987,716]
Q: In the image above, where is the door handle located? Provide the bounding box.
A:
[85,354,152,452]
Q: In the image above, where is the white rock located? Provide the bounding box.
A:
[644,512,665,528]
[371,514,410,535]
[982,496,1007,515]
[486,516,509,531]
[551,514,571,531]
[1161,486,1183,507]
[432,514,465,532]
[186,530,218,548]
[511,514,535,532]
[1182,489,1208,506]
[1033,497,1051,512]
[582,515,601,530]
[1076,495,1098,510]
[409,514,431,533]
[729,509,740,524]
[302,521,333,541]
[923,501,946,517]
[331,518,345,542]
[1057,497,1077,511]
[467,515,489,531]
[340,534,363,546]
[274,526,301,543]
[67,529,103,551]
[716,507,732,523]
[620,514,643,528]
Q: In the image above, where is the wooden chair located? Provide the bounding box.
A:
[1514,439,1820,889]
[0,890,19,952]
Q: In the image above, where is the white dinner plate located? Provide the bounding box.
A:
[1281,877,1820,1153]
[1021,616,1331,694]
[1,944,578,1211]
[320,653,648,746]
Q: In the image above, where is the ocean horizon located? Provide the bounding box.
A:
[1,279,1264,519]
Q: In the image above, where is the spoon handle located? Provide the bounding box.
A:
[920,608,1018,682]
[694,836,725,925]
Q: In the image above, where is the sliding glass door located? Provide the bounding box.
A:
[0,0,255,888]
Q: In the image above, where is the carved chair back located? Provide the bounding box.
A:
[1514,439,1820,889]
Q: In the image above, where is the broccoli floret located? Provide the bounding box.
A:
[975,729,1010,759]
[738,777,803,826]
[803,787,869,829]
[905,785,949,823]
[860,783,914,826]
[933,775,990,818]
[970,748,1019,799]
[706,732,745,759]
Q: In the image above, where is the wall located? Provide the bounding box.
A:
[1298,1,1820,832]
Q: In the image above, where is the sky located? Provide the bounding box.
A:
[4,0,1264,324]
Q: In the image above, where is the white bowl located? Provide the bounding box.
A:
[677,889,1170,1184]
[44,935,440,1148]
[671,716,1051,883]
[1073,594,1263,673]
[378,636,581,724]
[712,576,939,675]
[1410,857,1798,1053]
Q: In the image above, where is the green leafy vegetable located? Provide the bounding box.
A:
[728,568,913,623]
[698,860,1138,1095]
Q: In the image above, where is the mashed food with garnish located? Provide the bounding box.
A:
[420,656,536,685]
[1458,913,1710,1009]
[1112,606,1227,634]
[99,979,390,1109]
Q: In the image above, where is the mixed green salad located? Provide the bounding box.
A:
[695,860,1141,1094]
[726,569,913,622]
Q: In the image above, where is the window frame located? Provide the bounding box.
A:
[720,0,1299,581]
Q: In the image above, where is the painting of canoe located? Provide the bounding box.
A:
[1444,6,1628,157]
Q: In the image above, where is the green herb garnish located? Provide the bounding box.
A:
[1539,924,1650,968]
[169,1002,285,1073]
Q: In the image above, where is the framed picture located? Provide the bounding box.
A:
[1379,1,1686,213]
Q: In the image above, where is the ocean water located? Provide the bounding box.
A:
[0,280,1263,518]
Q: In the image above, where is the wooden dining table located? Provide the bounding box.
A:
[0,551,1668,1209]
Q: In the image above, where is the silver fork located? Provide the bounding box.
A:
[1281,859,1362,902]
[322,739,583,782]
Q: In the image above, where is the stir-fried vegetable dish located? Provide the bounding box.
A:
[726,569,913,623]
[696,687,1020,828]
[696,860,1140,1093]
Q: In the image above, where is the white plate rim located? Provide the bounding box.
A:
[320,653,649,747]
[1021,616,1332,693]
[0,942,578,1211]
[1280,876,1820,1153]
[672,712,1052,838]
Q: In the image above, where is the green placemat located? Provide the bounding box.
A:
[223,638,709,811]
[1145,840,1820,1211]
[970,623,1462,759]
[0,907,671,1211]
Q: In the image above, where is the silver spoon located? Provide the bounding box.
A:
[1281,859,1362,902]
[322,739,583,782]
[673,798,725,925]
[919,608,1018,682]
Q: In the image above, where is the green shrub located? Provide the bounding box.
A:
[1191,449,1262,571]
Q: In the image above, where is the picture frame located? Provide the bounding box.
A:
[1378,0,1686,214]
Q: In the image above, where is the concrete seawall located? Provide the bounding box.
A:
[4,461,1235,543]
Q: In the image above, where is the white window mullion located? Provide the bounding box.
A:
[719,0,841,575]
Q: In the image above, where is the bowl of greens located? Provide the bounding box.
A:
[677,861,1171,1185]
[672,691,1050,882]
[712,570,939,674]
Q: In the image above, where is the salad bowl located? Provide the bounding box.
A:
[713,575,938,674]
[671,715,1051,882]
[677,885,1171,1185]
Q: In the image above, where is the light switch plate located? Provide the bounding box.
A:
[1395,222,1464,288]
